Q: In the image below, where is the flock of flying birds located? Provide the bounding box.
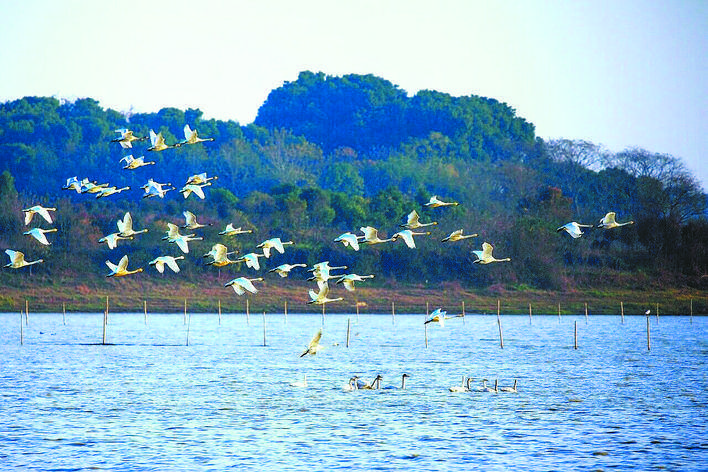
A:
[3,124,636,391]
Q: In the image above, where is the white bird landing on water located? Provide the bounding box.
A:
[147,129,174,152]
[175,124,215,147]
[204,243,237,267]
[117,212,148,238]
[22,205,56,225]
[392,229,430,249]
[269,263,307,277]
[442,229,478,242]
[105,255,143,277]
[236,252,265,270]
[182,210,211,230]
[23,227,58,245]
[557,222,593,239]
[224,276,263,295]
[401,210,437,229]
[4,249,43,269]
[473,242,511,264]
[120,155,155,170]
[99,232,133,249]
[597,212,634,229]
[257,237,294,258]
[219,223,253,236]
[112,128,147,149]
[336,273,374,292]
[424,195,459,208]
[148,255,184,274]
[300,328,323,357]
[360,226,394,245]
[334,232,365,251]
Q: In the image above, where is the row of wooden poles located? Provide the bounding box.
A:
[17,297,696,350]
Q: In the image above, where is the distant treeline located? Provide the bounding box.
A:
[0,71,706,289]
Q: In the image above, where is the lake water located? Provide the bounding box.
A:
[1,312,706,471]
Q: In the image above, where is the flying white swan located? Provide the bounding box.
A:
[162,223,182,241]
[392,229,431,248]
[557,222,593,239]
[4,249,43,269]
[335,273,375,292]
[112,128,147,149]
[120,155,155,170]
[142,179,175,199]
[23,227,58,245]
[300,328,323,357]
[360,226,394,245]
[204,243,237,267]
[425,308,448,327]
[180,182,211,199]
[308,262,348,283]
[442,229,478,242]
[79,178,109,194]
[219,223,253,236]
[401,210,437,229]
[269,263,307,277]
[175,124,215,147]
[117,212,148,237]
[597,212,634,229]
[334,232,365,251]
[170,233,203,254]
[148,255,185,273]
[424,195,459,208]
[62,176,82,193]
[182,210,211,230]
[224,276,263,295]
[185,172,218,186]
[472,242,511,264]
[236,252,265,270]
[98,232,133,249]
[307,283,343,305]
[22,205,56,225]
[257,237,294,258]
[146,129,174,152]
[95,186,130,199]
[105,255,143,277]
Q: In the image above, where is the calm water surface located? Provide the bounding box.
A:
[1,312,706,471]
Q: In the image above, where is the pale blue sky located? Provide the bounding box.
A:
[2,0,706,189]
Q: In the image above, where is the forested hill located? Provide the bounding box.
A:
[0,71,706,290]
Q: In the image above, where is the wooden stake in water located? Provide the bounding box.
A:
[284,300,288,324]
[25,299,29,326]
[20,310,24,346]
[355,301,360,321]
[262,312,267,346]
[62,302,66,325]
[321,303,326,326]
[690,298,693,324]
[346,317,351,348]
[584,302,588,324]
[391,301,395,325]
[183,298,187,325]
[186,313,191,346]
[144,300,148,326]
[558,302,561,323]
[574,321,578,350]
[426,301,429,317]
[102,310,107,345]
[218,299,222,326]
[462,301,466,325]
[646,312,651,351]
[656,303,659,324]
[246,299,250,325]
[497,299,500,318]
[497,314,504,349]
[529,303,533,324]
[105,296,108,325]
[424,322,429,349]
[621,301,625,324]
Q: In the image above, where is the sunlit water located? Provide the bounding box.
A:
[1,312,706,471]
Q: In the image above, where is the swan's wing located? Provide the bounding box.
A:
[175,238,189,253]
[117,255,129,272]
[106,233,118,249]
[155,132,166,147]
[308,289,319,301]
[154,260,165,273]
[262,245,271,258]
[183,124,193,140]
[240,278,258,294]
[481,242,494,258]
[32,230,51,245]
[165,257,180,273]
[183,210,196,226]
[406,210,420,226]
[272,238,285,254]
[342,279,356,292]
[360,226,376,240]
[192,185,206,199]
[37,207,53,224]
[149,129,158,146]
[396,230,416,248]
[309,329,323,348]
[6,249,20,264]
[214,243,227,259]
[230,282,246,295]
[105,259,119,272]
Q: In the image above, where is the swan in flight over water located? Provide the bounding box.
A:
[597,212,634,229]
[117,212,148,237]
[334,232,365,251]
[99,232,133,249]
[22,205,56,225]
[185,172,218,186]
[105,255,143,277]
[120,155,155,170]
[442,229,478,242]
[180,182,211,200]
[425,308,448,327]
[112,128,147,149]
[473,242,511,264]
[401,210,437,229]
[392,229,430,248]
[96,186,130,199]
[269,263,307,277]
[204,243,237,267]
[307,283,343,305]
[79,178,109,194]
[360,226,394,245]
[219,223,253,236]
[424,195,459,208]
[146,129,174,152]
[557,222,593,239]
[148,255,184,273]
[170,233,203,254]
[257,237,294,258]
[23,227,58,245]
[4,250,43,269]
[335,273,374,292]
[300,328,323,357]
[236,252,265,270]
[224,277,263,295]
[182,210,211,230]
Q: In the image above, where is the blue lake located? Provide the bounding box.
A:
[1,312,706,471]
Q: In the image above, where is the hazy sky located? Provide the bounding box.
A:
[2,0,706,189]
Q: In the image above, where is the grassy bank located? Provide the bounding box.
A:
[1,274,705,316]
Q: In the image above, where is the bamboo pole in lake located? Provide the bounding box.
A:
[529,303,533,324]
[497,299,504,349]
[646,312,651,351]
[321,303,326,326]
[62,302,66,325]
[656,303,659,324]
[262,312,267,347]
[218,299,221,326]
[183,298,187,325]
[102,310,107,345]
[346,317,351,348]
[284,300,288,324]
[574,321,578,350]
[462,301,465,324]
[105,296,108,325]
[20,310,24,345]
[355,301,359,321]
[25,299,29,326]
[690,299,693,324]
[144,300,147,326]
[391,301,395,325]
[186,313,191,346]
[424,322,428,349]
[246,299,250,325]
[621,301,625,324]
[426,301,429,317]
[585,302,588,324]
[558,302,561,322]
